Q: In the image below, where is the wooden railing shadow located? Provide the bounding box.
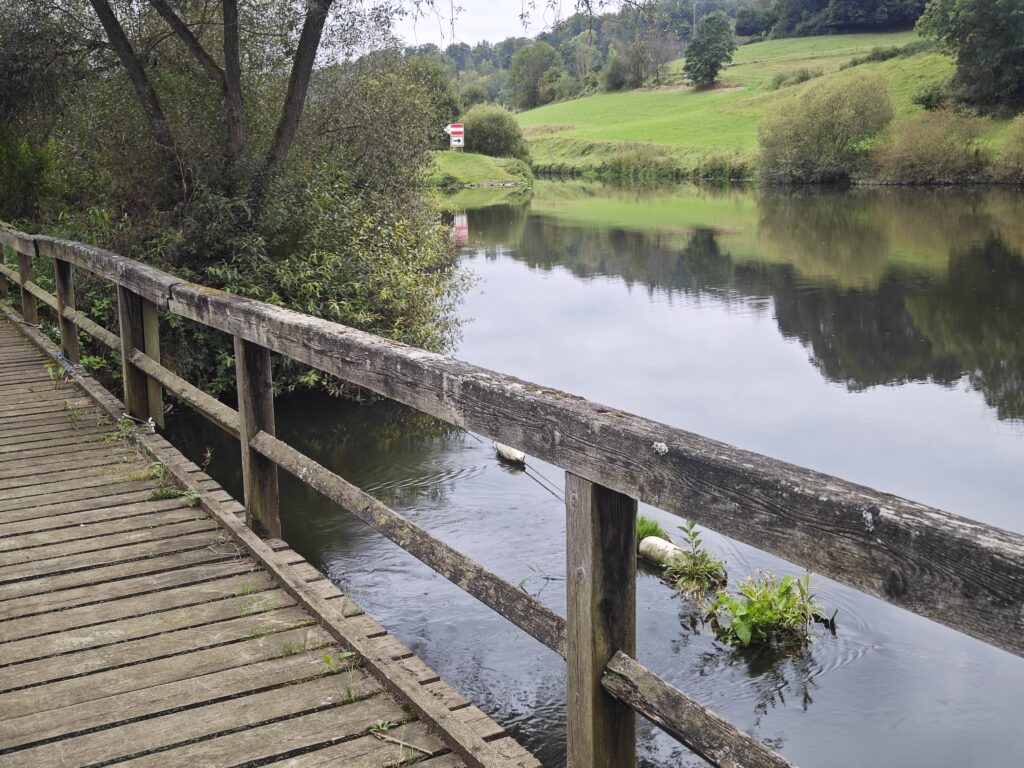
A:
[2,224,1023,768]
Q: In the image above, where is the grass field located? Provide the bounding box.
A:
[428,151,532,186]
[518,32,969,178]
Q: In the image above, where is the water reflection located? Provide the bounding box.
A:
[472,184,1024,422]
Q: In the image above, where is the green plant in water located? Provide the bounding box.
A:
[710,572,820,649]
[636,514,669,547]
[663,520,727,596]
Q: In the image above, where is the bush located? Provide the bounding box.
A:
[872,110,986,184]
[461,104,529,161]
[913,82,951,111]
[770,67,823,90]
[758,73,894,183]
[601,50,631,92]
[995,115,1024,183]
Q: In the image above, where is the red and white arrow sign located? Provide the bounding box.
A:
[444,123,464,137]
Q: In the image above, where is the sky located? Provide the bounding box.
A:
[393,1,571,47]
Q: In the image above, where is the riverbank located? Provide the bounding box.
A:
[428,150,532,188]
[517,32,1014,183]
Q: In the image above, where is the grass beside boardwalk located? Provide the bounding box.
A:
[428,151,532,187]
[518,32,968,179]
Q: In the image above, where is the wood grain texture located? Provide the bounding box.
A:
[17,250,37,324]
[53,258,80,363]
[117,284,150,420]
[234,335,280,537]
[142,297,165,428]
[565,473,637,768]
[603,652,797,768]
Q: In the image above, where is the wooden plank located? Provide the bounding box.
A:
[262,722,448,768]
[0,430,107,455]
[0,419,113,444]
[117,284,150,420]
[235,336,280,536]
[0,458,145,492]
[142,297,165,428]
[2,587,293,665]
[17,250,37,324]
[0,527,220,584]
[565,473,637,768]
[0,496,181,539]
[53,257,80,363]
[0,623,330,719]
[0,448,127,483]
[164,277,1024,658]
[253,431,567,657]
[0,605,315,694]
[0,485,160,524]
[83,689,399,768]
[0,556,255,620]
[0,226,36,255]
[0,570,276,642]
[0,505,201,551]
[602,652,797,768]
[59,301,120,349]
[0,505,201,552]
[0,537,237,603]
[0,517,214,567]
[0,647,342,751]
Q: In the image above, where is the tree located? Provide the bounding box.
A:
[683,11,736,88]
[508,41,562,108]
[917,0,1024,110]
[758,73,894,183]
[462,104,529,159]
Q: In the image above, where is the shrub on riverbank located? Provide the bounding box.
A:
[995,116,1024,184]
[758,74,894,183]
[871,111,986,184]
[462,104,529,161]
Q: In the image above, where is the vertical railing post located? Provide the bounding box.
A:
[0,250,8,300]
[234,335,281,538]
[117,285,150,420]
[566,472,637,768]
[142,300,165,428]
[18,246,37,324]
[53,258,80,364]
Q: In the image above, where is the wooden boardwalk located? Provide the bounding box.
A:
[0,318,538,768]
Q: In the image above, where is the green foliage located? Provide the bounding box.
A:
[462,105,530,160]
[913,81,951,110]
[0,130,52,219]
[636,514,669,545]
[872,110,986,183]
[995,116,1024,183]
[600,49,632,92]
[917,0,1024,110]
[684,12,737,88]
[710,572,820,648]
[663,520,728,595]
[770,67,823,89]
[509,41,562,109]
[773,0,926,37]
[758,72,894,183]
[841,40,934,70]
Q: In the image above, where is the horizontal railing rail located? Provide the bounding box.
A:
[2,222,1022,768]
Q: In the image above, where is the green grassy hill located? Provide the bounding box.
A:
[519,32,969,178]
[428,151,531,187]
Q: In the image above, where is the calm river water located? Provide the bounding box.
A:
[168,181,1024,767]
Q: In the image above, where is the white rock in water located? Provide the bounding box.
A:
[494,442,527,465]
[639,536,685,567]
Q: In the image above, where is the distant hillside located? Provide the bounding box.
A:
[517,32,981,179]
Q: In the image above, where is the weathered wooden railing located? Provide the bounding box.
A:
[2,223,1023,768]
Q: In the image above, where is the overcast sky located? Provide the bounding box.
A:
[393,1,571,47]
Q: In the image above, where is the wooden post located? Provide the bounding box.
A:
[117,285,150,420]
[566,472,637,768]
[18,250,37,324]
[53,258,80,363]
[142,300,165,428]
[0,250,8,300]
[234,335,281,538]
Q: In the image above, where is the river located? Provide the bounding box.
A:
[167,181,1024,767]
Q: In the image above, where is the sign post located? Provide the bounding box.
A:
[444,123,464,151]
